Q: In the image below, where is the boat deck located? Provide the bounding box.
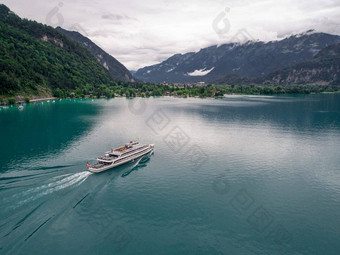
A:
[91,161,112,169]
[98,155,117,161]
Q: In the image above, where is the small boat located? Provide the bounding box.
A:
[18,105,24,110]
[87,141,154,173]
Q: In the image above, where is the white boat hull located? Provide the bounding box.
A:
[88,145,154,173]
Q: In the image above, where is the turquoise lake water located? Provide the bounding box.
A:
[0,95,340,255]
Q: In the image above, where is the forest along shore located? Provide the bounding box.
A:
[0,96,57,105]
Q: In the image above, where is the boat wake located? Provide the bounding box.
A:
[1,171,92,210]
[0,170,94,253]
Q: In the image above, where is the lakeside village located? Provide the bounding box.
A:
[1,81,340,105]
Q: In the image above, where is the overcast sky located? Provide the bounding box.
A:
[2,0,340,70]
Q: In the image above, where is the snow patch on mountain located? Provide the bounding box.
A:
[187,67,214,76]
[103,62,109,70]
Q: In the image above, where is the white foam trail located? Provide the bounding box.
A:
[7,172,92,209]
[11,172,90,199]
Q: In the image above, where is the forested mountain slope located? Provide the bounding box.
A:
[0,4,113,96]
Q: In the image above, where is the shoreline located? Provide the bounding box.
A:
[29,97,57,103]
[0,97,57,106]
[1,91,340,106]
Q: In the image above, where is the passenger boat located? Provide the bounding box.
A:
[87,141,154,173]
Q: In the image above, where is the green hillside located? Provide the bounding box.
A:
[0,4,113,96]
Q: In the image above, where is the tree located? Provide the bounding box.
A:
[7,97,16,104]
[53,88,64,98]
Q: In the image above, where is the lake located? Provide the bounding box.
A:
[0,95,340,255]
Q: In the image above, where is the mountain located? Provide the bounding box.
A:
[0,4,113,96]
[260,43,340,85]
[56,27,135,83]
[134,31,340,83]
[214,43,340,86]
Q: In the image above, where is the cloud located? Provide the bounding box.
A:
[102,14,125,20]
[101,13,137,22]
[2,0,340,70]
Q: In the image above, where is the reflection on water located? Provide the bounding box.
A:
[0,99,101,172]
[166,95,340,133]
[121,151,153,177]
